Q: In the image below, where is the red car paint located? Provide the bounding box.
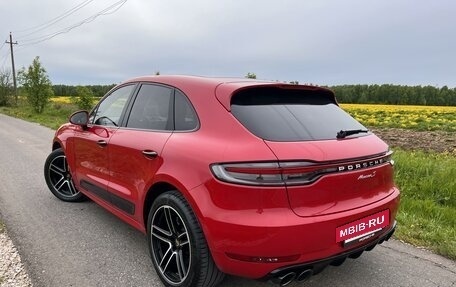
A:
[51,75,400,281]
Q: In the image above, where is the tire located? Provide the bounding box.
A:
[147,190,225,287]
[44,148,86,202]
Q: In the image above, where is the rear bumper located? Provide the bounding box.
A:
[268,221,396,284]
[192,184,400,279]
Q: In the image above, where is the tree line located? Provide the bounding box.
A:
[2,61,456,115]
[244,73,456,106]
[51,83,456,106]
[0,57,114,112]
[328,84,456,106]
[53,84,115,98]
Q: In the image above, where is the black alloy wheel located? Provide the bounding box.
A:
[147,191,224,287]
[44,148,86,202]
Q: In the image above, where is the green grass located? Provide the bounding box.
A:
[393,149,456,260]
[0,99,77,130]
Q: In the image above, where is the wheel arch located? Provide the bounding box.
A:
[142,181,179,229]
[52,141,62,150]
[141,178,208,237]
[142,169,208,227]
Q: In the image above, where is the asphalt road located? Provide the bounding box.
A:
[0,113,455,287]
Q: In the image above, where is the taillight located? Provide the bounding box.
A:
[280,162,338,185]
[210,162,283,185]
[210,161,337,186]
[210,151,394,186]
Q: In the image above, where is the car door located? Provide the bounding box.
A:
[72,84,136,200]
[106,84,174,219]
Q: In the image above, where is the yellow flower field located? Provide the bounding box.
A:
[50,96,73,104]
[340,104,456,132]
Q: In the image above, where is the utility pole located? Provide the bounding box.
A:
[5,32,18,105]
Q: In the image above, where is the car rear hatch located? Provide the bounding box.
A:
[224,84,396,217]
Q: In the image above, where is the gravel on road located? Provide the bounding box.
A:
[0,226,32,287]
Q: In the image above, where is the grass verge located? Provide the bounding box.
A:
[0,99,77,130]
[393,149,455,260]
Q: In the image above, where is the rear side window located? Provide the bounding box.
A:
[127,84,173,131]
[231,87,367,141]
[175,90,198,131]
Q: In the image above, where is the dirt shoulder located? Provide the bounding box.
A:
[371,128,456,153]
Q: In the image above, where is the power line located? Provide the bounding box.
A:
[0,51,10,68]
[14,0,94,37]
[18,0,127,47]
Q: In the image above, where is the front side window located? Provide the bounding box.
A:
[126,84,173,130]
[90,85,135,126]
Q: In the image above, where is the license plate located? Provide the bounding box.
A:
[336,210,389,246]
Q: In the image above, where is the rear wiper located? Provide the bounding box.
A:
[336,129,369,139]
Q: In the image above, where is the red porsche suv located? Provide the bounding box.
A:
[44,75,400,287]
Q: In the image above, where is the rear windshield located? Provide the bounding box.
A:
[231,87,367,141]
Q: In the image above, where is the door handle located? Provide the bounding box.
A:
[97,140,108,147]
[142,150,158,159]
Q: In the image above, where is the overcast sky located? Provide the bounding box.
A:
[1,0,455,86]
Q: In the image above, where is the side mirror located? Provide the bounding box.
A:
[69,110,89,127]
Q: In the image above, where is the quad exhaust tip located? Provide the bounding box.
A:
[275,272,296,286]
[273,269,313,286]
[296,269,313,282]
